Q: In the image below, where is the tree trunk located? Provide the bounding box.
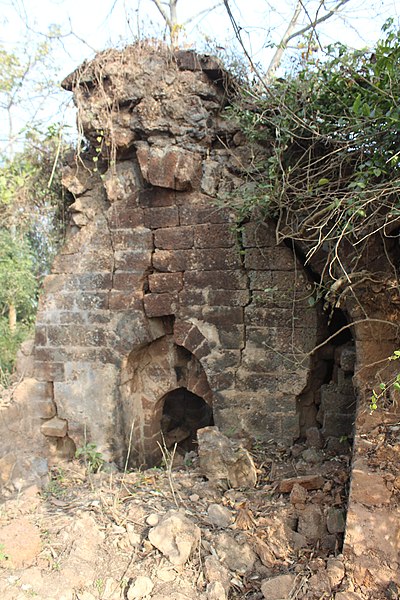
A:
[9,303,17,333]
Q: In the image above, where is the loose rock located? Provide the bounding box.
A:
[148,510,200,566]
[260,574,296,600]
[127,576,154,599]
[197,427,257,488]
[207,504,233,528]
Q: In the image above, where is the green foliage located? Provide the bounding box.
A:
[0,317,32,373]
[229,20,400,280]
[0,230,38,316]
[370,349,400,412]
[75,443,105,473]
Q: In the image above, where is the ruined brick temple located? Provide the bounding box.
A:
[1,44,399,587]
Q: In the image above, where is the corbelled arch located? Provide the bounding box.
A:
[119,325,213,467]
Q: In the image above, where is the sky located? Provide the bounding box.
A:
[0,0,399,146]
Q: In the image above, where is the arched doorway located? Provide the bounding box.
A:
[161,387,214,452]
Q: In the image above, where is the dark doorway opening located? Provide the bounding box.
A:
[161,388,214,452]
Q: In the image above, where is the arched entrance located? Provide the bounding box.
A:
[161,387,214,451]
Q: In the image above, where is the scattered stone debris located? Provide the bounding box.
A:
[0,432,382,600]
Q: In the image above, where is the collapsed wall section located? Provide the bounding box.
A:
[29,44,320,466]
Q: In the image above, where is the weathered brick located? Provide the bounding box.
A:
[46,326,71,346]
[208,290,250,307]
[188,249,241,271]
[34,361,65,382]
[184,270,247,290]
[40,416,68,438]
[248,270,274,291]
[107,205,144,229]
[154,226,194,249]
[245,248,294,271]
[111,227,153,250]
[139,188,179,208]
[179,203,235,225]
[73,291,109,310]
[152,249,190,272]
[183,325,208,354]
[34,326,47,347]
[114,250,152,271]
[202,306,243,326]
[218,326,245,349]
[193,223,235,248]
[179,288,206,306]
[137,145,202,191]
[173,319,192,346]
[113,272,146,291]
[148,272,183,293]
[144,206,180,229]
[245,306,314,328]
[242,221,276,248]
[143,293,178,317]
[109,291,143,310]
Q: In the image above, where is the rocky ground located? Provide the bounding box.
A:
[0,430,376,600]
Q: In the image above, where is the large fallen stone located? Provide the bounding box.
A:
[215,532,256,574]
[261,574,296,600]
[197,427,257,488]
[148,510,200,566]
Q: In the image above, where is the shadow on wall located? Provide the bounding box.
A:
[161,387,214,452]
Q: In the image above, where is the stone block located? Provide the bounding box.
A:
[326,507,346,533]
[143,206,180,229]
[143,292,178,317]
[179,288,206,305]
[113,272,146,292]
[184,269,248,290]
[73,291,109,310]
[40,416,68,438]
[136,145,202,191]
[248,270,273,291]
[179,203,235,225]
[245,247,294,271]
[114,250,152,271]
[321,411,354,438]
[138,188,177,208]
[152,249,190,272]
[242,221,276,248]
[109,291,143,310]
[202,306,243,326]
[108,206,144,229]
[215,325,244,349]
[208,289,250,307]
[103,160,140,203]
[154,226,193,249]
[193,223,235,248]
[111,227,153,251]
[34,361,65,382]
[148,272,183,293]
[189,248,242,271]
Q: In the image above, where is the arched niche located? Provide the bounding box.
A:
[119,333,213,467]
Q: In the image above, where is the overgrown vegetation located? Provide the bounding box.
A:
[0,127,70,374]
[229,19,400,289]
